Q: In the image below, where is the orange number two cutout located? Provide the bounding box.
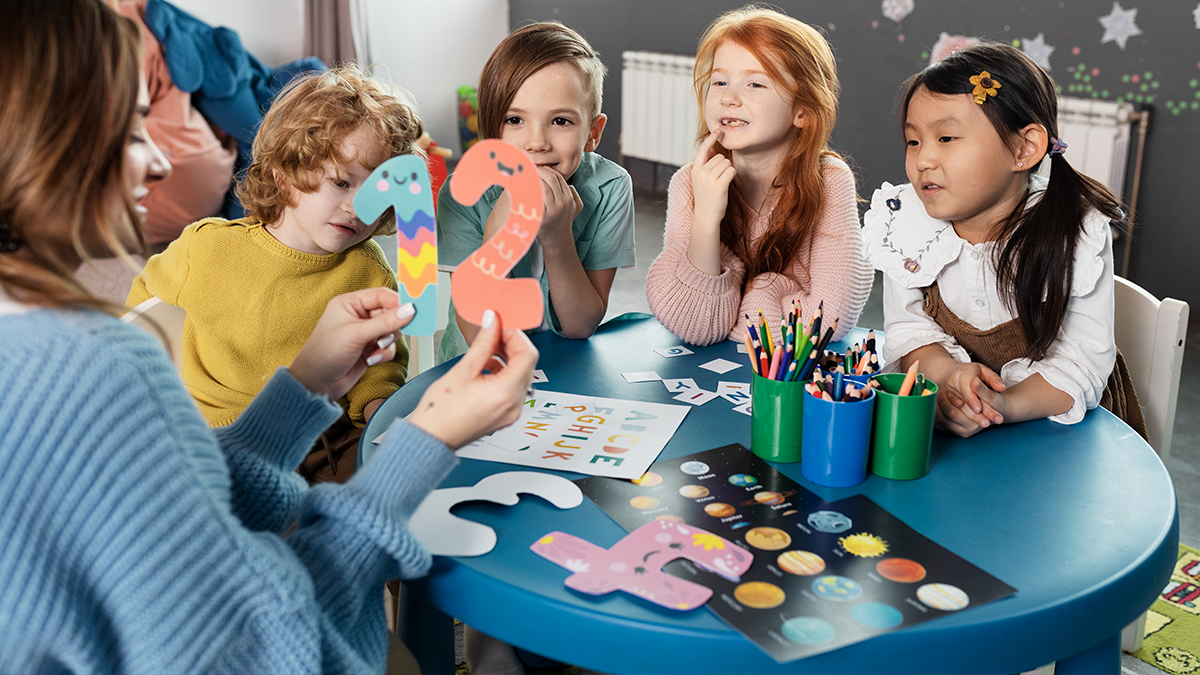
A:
[449,139,545,330]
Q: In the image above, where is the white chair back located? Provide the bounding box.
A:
[1113,275,1188,462]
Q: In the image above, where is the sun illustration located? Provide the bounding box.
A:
[692,533,726,551]
[839,532,889,557]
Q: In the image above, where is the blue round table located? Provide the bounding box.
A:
[362,317,1177,675]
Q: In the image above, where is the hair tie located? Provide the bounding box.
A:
[1049,137,1068,156]
[0,220,22,253]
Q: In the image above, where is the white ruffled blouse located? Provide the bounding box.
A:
[862,180,1116,425]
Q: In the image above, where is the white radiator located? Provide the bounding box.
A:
[1057,96,1135,200]
[621,51,697,167]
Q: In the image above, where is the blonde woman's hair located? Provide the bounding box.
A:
[0,0,144,311]
[693,5,847,285]
[237,65,425,236]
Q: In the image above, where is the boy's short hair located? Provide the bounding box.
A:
[238,65,424,236]
[477,22,606,140]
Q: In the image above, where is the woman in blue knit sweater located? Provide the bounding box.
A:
[0,1,537,673]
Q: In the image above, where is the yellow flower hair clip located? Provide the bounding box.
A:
[970,71,1001,105]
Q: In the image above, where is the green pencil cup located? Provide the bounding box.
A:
[869,372,938,480]
[750,372,805,463]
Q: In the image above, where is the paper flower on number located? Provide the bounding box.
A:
[691,532,727,552]
[970,71,1001,105]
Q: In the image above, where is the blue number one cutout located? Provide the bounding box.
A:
[354,156,438,336]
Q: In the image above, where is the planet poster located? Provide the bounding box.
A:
[575,444,1017,663]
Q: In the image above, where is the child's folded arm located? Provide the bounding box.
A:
[880,276,970,370]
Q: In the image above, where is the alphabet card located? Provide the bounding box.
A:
[456,390,690,480]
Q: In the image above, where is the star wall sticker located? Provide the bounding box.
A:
[1021,33,1055,71]
[1099,2,1142,50]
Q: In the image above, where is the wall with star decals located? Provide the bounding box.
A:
[510,0,1200,310]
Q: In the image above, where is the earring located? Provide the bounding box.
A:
[1018,162,1024,168]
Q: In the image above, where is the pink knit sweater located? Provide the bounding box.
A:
[646,156,873,347]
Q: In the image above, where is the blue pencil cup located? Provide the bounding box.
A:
[801,387,876,488]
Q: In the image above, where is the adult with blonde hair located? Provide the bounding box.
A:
[0,1,536,672]
[647,5,872,346]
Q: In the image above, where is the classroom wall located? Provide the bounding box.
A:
[509,0,1200,312]
[168,0,509,164]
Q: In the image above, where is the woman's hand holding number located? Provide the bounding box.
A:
[290,288,414,402]
[407,309,539,450]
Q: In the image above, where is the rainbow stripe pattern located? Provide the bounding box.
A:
[354,155,438,335]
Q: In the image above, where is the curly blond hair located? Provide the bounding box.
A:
[237,65,425,236]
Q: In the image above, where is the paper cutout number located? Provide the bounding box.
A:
[409,471,582,557]
[449,139,545,330]
[355,155,438,336]
[531,519,753,611]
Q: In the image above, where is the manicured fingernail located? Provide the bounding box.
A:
[366,354,383,366]
[481,309,496,329]
[377,333,395,350]
[396,304,415,320]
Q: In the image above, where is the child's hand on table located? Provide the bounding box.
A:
[935,361,1006,437]
[408,309,539,450]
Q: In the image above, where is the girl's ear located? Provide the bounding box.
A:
[792,107,806,129]
[585,113,608,152]
[1014,123,1049,171]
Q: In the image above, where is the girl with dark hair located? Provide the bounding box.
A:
[863,42,1145,438]
[647,5,873,347]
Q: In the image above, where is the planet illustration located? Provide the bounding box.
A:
[629,496,661,510]
[839,532,889,558]
[731,521,750,530]
[917,583,970,611]
[704,502,736,518]
[727,473,758,487]
[876,557,927,583]
[807,510,853,533]
[654,514,686,524]
[679,484,710,499]
[812,575,863,602]
[631,472,662,487]
[747,490,797,506]
[733,581,786,609]
[781,509,799,517]
[744,527,792,551]
[780,617,836,645]
[777,550,826,576]
[851,602,904,629]
[680,461,710,475]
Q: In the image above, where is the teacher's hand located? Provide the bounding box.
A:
[408,309,539,450]
[290,288,415,402]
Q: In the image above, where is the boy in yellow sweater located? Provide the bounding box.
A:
[128,66,422,483]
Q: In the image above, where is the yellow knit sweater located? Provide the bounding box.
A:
[127,217,408,427]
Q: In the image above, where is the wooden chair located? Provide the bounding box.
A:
[1113,275,1188,654]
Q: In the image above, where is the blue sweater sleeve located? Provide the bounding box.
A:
[213,368,341,533]
[0,310,455,675]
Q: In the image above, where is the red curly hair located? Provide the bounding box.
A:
[237,65,425,236]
